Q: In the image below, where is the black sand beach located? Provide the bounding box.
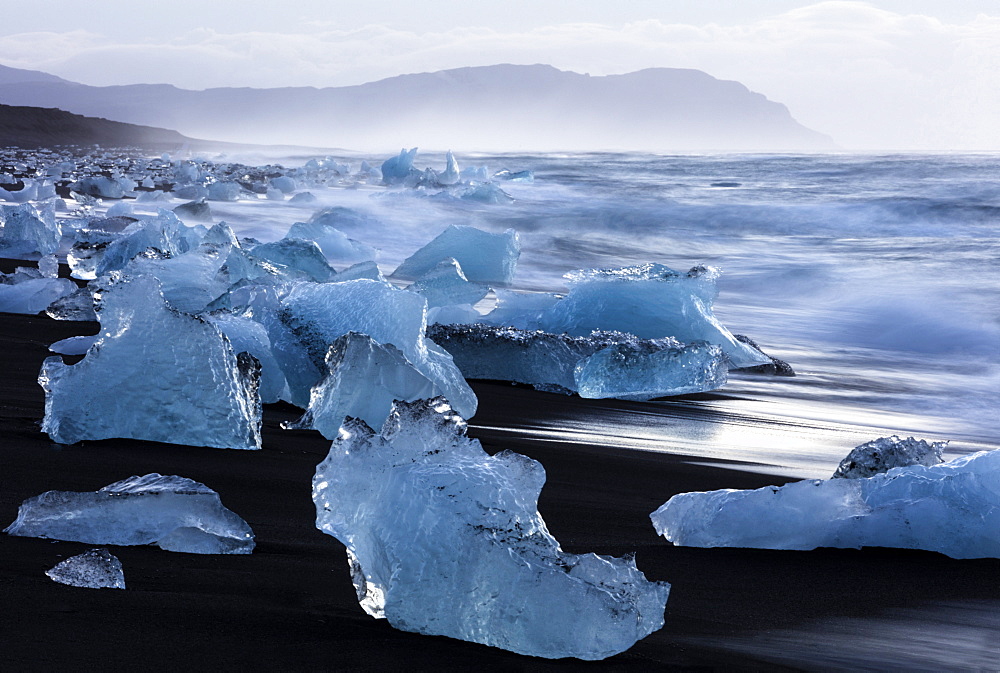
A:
[2,277,999,670]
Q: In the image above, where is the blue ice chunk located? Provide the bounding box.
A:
[95,210,207,276]
[0,202,61,257]
[206,182,242,201]
[381,147,419,185]
[332,260,385,283]
[391,225,520,286]
[269,176,296,193]
[285,217,377,264]
[0,277,76,314]
[71,176,125,199]
[439,151,460,185]
[312,398,669,659]
[408,258,489,308]
[248,238,336,282]
[538,264,769,369]
[39,274,262,449]
[46,549,125,589]
[6,474,255,554]
[206,311,289,404]
[651,443,1000,559]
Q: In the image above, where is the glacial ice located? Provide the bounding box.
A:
[0,202,60,257]
[71,176,125,199]
[248,238,335,282]
[391,225,520,285]
[537,264,770,369]
[312,398,669,659]
[439,150,460,185]
[205,311,288,404]
[481,289,562,330]
[49,334,99,355]
[428,324,727,399]
[46,549,126,590]
[174,198,214,222]
[207,181,242,202]
[6,474,255,554]
[39,273,262,450]
[45,286,98,321]
[289,192,317,205]
[0,276,76,314]
[276,280,476,417]
[95,210,206,276]
[286,332,441,438]
[833,435,946,479]
[285,216,377,264]
[407,257,489,308]
[381,147,419,185]
[650,445,1000,559]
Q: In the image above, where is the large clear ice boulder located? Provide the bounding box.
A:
[481,289,562,331]
[46,549,126,589]
[428,324,727,399]
[0,202,61,257]
[39,273,262,450]
[277,280,475,417]
[312,398,669,659]
[407,257,489,308]
[538,264,769,369]
[6,474,255,554]
[286,332,442,438]
[95,210,207,276]
[205,311,288,404]
[650,444,1000,560]
[832,435,947,479]
[248,238,335,282]
[391,225,520,285]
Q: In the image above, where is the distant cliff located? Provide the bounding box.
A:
[0,103,194,149]
[0,63,834,151]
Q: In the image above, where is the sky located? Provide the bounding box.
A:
[1,1,999,150]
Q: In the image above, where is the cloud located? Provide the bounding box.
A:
[1,2,998,149]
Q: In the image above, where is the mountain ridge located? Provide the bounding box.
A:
[0,63,834,152]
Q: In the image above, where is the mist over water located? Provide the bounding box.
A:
[214,151,1000,467]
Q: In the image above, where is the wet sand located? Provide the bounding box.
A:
[2,305,998,671]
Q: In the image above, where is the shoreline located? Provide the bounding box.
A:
[2,309,999,669]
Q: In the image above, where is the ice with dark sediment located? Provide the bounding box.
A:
[285,332,442,438]
[312,398,669,660]
[0,202,60,257]
[428,324,727,399]
[6,474,255,554]
[536,264,770,369]
[70,176,126,199]
[46,549,126,589]
[46,286,98,321]
[651,441,1000,559]
[39,273,262,450]
[391,225,520,285]
[833,435,947,479]
[173,198,214,222]
[275,279,476,417]
[407,257,489,308]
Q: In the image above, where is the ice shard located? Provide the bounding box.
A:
[6,474,255,554]
[40,273,262,450]
[0,202,61,257]
[313,398,669,659]
[391,225,520,285]
[427,324,727,399]
[407,257,489,308]
[277,280,475,417]
[0,276,76,315]
[833,436,947,479]
[95,210,206,276]
[537,264,770,369]
[286,332,441,438]
[651,444,1000,560]
[46,549,126,589]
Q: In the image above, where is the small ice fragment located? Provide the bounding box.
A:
[38,254,59,278]
[269,176,296,193]
[49,334,99,355]
[438,150,460,185]
[313,398,669,659]
[832,435,947,479]
[6,474,255,554]
[289,192,316,205]
[46,549,125,590]
[391,225,520,286]
[173,198,213,222]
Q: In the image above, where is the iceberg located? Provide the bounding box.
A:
[428,324,727,399]
[391,225,520,285]
[407,257,488,308]
[276,280,475,417]
[46,549,126,590]
[286,332,442,438]
[6,474,255,554]
[313,398,669,659]
[40,273,262,450]
[650,443,1000,560]
[538,264,769,369]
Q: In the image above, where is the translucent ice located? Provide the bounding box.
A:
[651,445,1000,559]
[458,183,514,204]
[439,150,460,186]
[40,274,262,450]
[0,202,61,257]
[286,332,441,438]
[381,147,419,185]
[391,225,520,285]
[248,238,335,282]
[408,258,488,308]
[173,198,214,222]
[46,549,126,589]
[71,176,125,199]
[833,435,947,479]
[95,210,206,276]
[206,181,242,202]
[538,264,769,369]
[313,398,669,659]
[49,334,99,355]
[428,324,727,399]
[205,311,288,404]
[276,280,475,416]
[0,277,76,314]
[6,474,255,554]
[45,286,98,321]
[285,215,377,265]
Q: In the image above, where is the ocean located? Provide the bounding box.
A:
[208,151,1000,478]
